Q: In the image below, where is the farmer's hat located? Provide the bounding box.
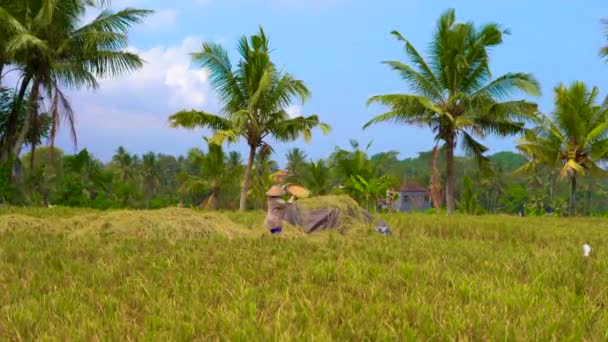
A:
[266,185,286,197]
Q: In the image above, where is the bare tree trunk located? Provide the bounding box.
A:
[239,144,256,212]
[569,175,576,217]
[445,134,456,215]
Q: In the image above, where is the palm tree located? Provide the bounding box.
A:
[142,152,161,206]
[363,9,540,214]
[178,141,243,209]
[286,147,307,179]
[111,146,135,183]
[330,140,374,182]
[302,160,331,196]
[249,150,279,209]
[0,0,151,172]
[349,174,399,213]
[517,82,608,216]
[169,27,330,211]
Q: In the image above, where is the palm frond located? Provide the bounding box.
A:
[461,131,490,167]
[272,114,330,143]
[169,110,231,130]
[473,73,541,99]
[208,130,239,145]
[192,42,245,111]
[178,175,208,195]
[82,51,145,78]
[5,33,51,57]
[0,6,25,35]
[382,60,443,99]
[77,8,153,35]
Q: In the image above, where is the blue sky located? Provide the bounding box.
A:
[53,0,608,166]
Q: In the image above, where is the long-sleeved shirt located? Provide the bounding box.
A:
[264,197,291,229]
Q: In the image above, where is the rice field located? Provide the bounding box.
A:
[1,207,607,340]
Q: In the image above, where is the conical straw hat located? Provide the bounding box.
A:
[285,183,311,198]
[266,185,286,197]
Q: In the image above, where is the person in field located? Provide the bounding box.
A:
[264,185,296,234]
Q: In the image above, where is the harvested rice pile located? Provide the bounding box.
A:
[287,195,373,235]
[0,197,374,239]
[0,208,255,240]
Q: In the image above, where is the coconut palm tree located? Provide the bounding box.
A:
[363,9,540,214]
[0,0,150,172]
[330,140,374,182]
[302,160,331,196]
[178,141,243,209]
[169,27,330,211]
[286,147,307,179]
[349,174,399,213]
[517,82,608,216]
[142,152,161,206]
[111,146,135,183]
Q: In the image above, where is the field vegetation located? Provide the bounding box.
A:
[1,207,608,339]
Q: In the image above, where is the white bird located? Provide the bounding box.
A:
[583,244,592,257]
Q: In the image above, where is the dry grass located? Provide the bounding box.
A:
[1,204,608,339]
[0,208,255,239]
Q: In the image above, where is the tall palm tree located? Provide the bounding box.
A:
[169,27,330,211]
[517,82,608,216]
[363,9,540,214]
[142,152,161,206]
[0,0,150,171]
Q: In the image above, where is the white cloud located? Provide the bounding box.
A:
[58,36,216,159]
[143,9,178,29]
[286,105,303,118]
[95,36,209,110]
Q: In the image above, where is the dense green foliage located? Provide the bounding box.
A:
[5,140,608,215]
[1,208,607,339]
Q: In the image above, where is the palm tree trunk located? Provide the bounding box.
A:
[569,175,576,216]
[212,188,220,210]
[239,144,256,212]
[0,75,32,163]
[13,78,41,158]
[445,135,456,215]
[0,74,32,163]
[549,173,555,204]
[430,146,443,210]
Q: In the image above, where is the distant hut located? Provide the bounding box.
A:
[392,182,431,212]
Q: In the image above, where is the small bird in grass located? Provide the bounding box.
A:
[583,244,592,257]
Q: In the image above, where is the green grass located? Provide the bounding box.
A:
[1,208,607,340]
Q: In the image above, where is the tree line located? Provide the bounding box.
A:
[5,141,608,216]
[2,3,608,216]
